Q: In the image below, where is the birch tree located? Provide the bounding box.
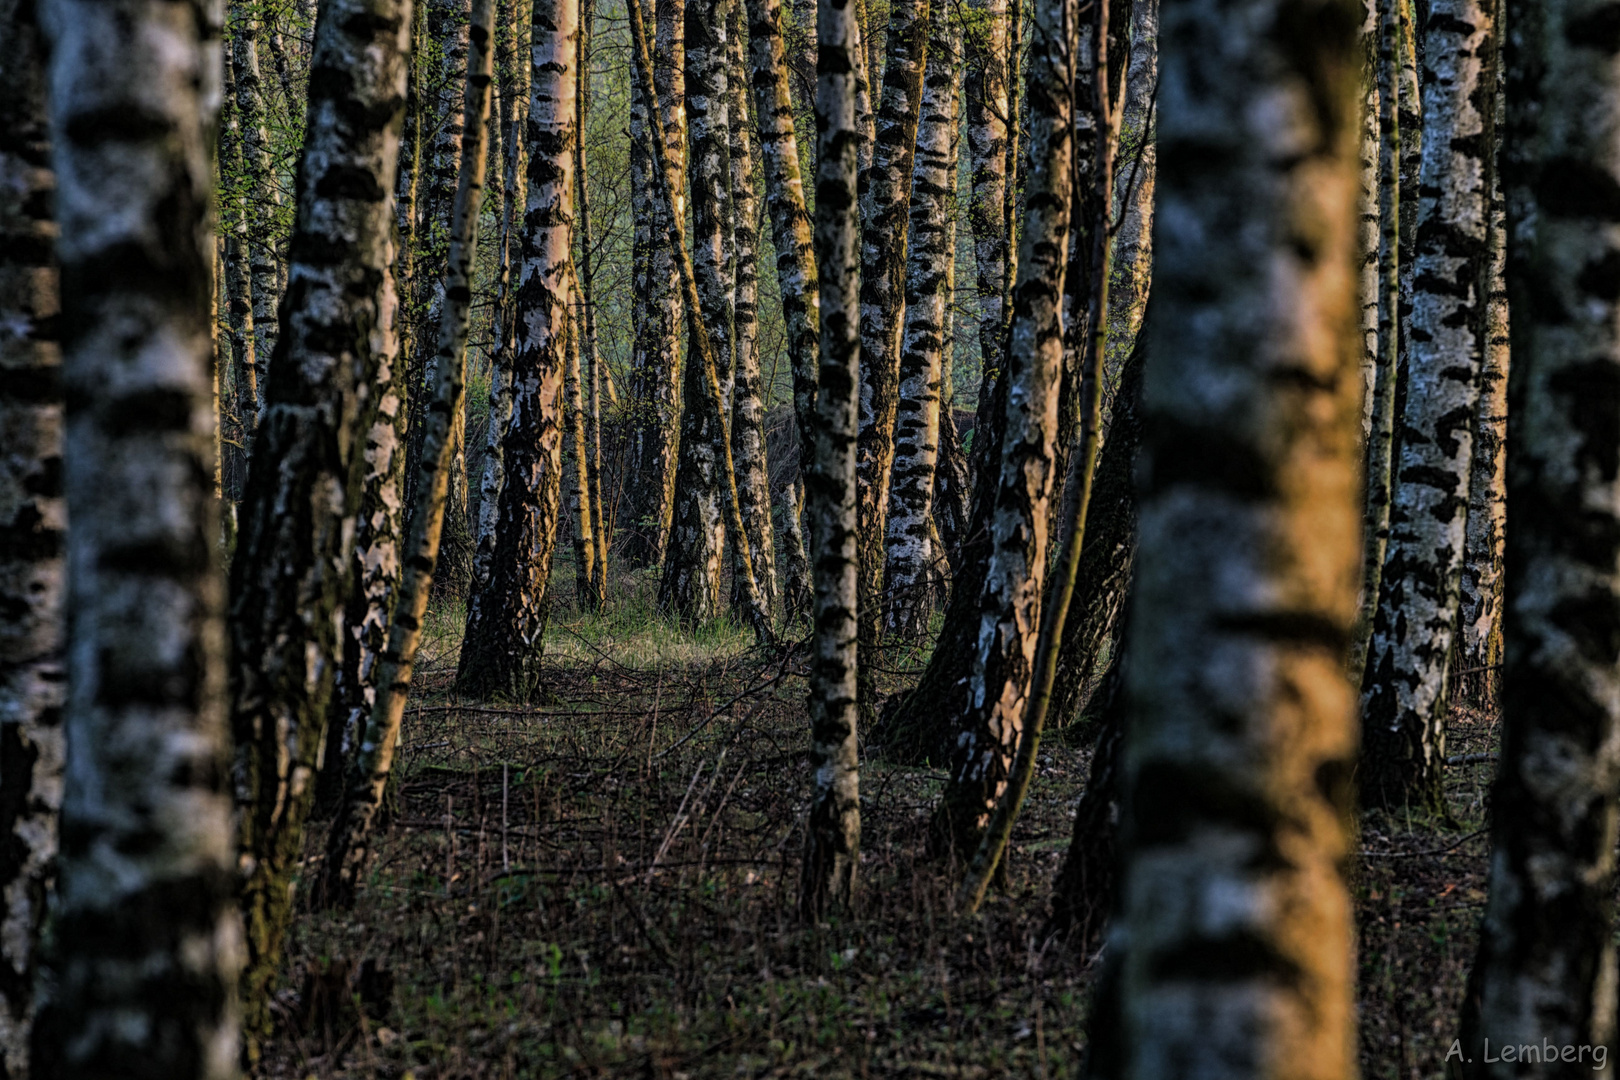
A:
[231,8,283,375]
[1101,0,1364,1071]
[228,0,410,1046]
[800,0,863,919]
[457,0,577,698]
[883,4,960,640]
[658,0,735,623]
[38,0,241,1065]
[728,0,780,618]
[963,0,1011,375]
[853,0,929,708]
[932,0,1074,855]
[1360,0,1495,812]
[0,3,63,1068]
[1457,0,1620,1068]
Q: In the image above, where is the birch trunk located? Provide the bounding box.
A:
[935,0,1071,857]
[745,0,819,620]
[1104,0,1363,1069]
[853,0,930,709]
[564,296,601,608]
[729,3,779,618]
[1354,0,1403,678]
[964,0,1010,376]
[1103,0,1155,379]
[1356,0,1380,438]
[0,4,63,1069]
[220,62,259,438]
[321,0,494,907]
[228,0,410,1047]
[800,0,863,919]
[658,0,734,623]
[38,0,241,1066]
[456,0,576,698]
[232,13,284,380]
[576,0,609,598]
[883,6,959,641]
[626,0,657,566]
[1459,0,1620,1064]
[1455,51,1507,689]
[1359,0,1494,812]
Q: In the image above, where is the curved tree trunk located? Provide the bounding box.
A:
[36,0,240,1067]
[658,0,734,623]
[0,6,62,1069]
[1359,0,1494,813]
[320,0,495,907]
[799,0,863,919]
[1458,0,1620,1067]
[745,0,819,621]
[728,2,779,619]
[935,0,1073,858]
[1097,0,1364,1069]
[456,0,576,698]
[853,0,930,713]
[883,5,960,641]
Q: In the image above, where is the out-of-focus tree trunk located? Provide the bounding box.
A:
[1457,0,1620,1064]
[1359,0,1494,813]
[228,0,410,1049]
[1091,0,1364,1069]
[0,3,63,1069]
[36,0,241,1068]
[456,0,577,698]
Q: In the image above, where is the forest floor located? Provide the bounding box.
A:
[263,572,1502,1080]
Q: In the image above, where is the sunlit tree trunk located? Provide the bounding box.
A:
[728,2,779,618]
[1359,0,1494,812]
[935,0,1072,857]
[883,4,959,641]
[232,10,284,380]
[1356,0,1380,436]
[1456,51,1507,690]
[37,0,241,1067]
[853,0,929,709]
[745,0,818,621]
[575,0,608,596]
[457,0,576,697]
[228,0,410,1049]
[800,0,863,919]
[658,0,734,623]
[321,0,494,907]
[1103,0,1156,378]
[564,296,601,608]
[0,5,63,1069]
[1353,0,1403,678]
[1094,0,1363,1071]
[1458,0,1620,1065]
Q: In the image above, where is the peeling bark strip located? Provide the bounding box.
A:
[456,0,577,698]
[228,0,410,1048]
[1359,0,1494,812]
[799,0,862,919]
[659,0,734,623]
[1107,0,1364,1073]
[853,0,929,707]
[323,0,494,907]
[38,0,241,1067]
[745,0,818,620]
[1459,0,1620,1069]
[0,1,62,1070]
[728,1,779,619]
[936,0,1073,857]
[883,2,960,641]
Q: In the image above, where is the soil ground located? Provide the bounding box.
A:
[264,576,1503,1079]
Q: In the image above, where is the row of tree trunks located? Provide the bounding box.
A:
[882,1,960,641]
[456,0,577,699]
[34,0,242,1070]
[1359,0,1496,812]
[852,0,931,712]
[1459,0,1620,1064]
[0,3,62,1068]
